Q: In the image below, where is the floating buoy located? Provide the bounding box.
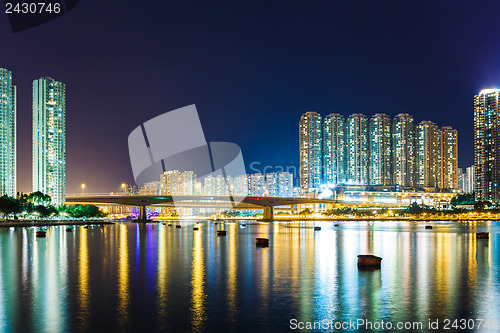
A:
[314,226,321,231]
[476,232,489,239]
[217,230,227,236]
[36,231,46,237]
[357,255,382,268]
[425,225,433,229]
[256,238,269,247]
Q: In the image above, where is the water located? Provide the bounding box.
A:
[0,221,499,332]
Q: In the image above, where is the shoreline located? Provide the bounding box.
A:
[0,220,114,228]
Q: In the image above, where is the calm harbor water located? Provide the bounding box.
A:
[0,220,499,332]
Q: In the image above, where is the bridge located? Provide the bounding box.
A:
[65,195,337,221]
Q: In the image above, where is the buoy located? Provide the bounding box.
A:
[425,225,433,229]
[256,238,269,247]
[476,232,489,239]
[357,255,382,268]
[176,225,182,229]
[217,230,227,236]
[36,231,46,237]
[314,226,321,231]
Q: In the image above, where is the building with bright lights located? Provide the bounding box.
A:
[0,68,16,197]
[265,172,293,197]
[369,113,392,185]
[323,113,346,185]
[440,126,458,189]
[299,112,322,192]
[345,113,368,184]
[474,88,500,202]
[392,113,415,187]
[465,166,475,193]
[32,77,66,206]
[415,121,441,188]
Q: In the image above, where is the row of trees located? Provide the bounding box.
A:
[0,192,105,220]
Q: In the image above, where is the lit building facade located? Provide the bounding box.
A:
[33,77,66,206]
[415,121,441,188]
[0,68,16,197]
[345,114,368,184]
[369,113,392,185]
[465,166,475,193]
[474,88,500,202]
[299,112,322,192]
[440,126,458,189]
[392,113,415,187]
[323,114,345,185]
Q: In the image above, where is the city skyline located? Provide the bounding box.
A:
[299,110,459,193]
[1,0,499,194]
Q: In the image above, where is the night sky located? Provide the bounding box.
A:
[1,0,500,194]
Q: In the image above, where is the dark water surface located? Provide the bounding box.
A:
[0,220,499,332]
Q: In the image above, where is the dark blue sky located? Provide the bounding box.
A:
[1,0,499,194]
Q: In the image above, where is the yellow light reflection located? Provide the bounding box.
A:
[78,227,89,330]
[118,224,129,329]
[227,224,237,317]
[190,226,206,331]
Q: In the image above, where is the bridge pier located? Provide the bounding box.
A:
[262,206,274,221]
[137,205,148,222]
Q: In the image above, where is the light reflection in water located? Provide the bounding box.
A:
[0,221,498,332]
[190,223,206,331]
[78,226,89,331]
[118,224,129,329]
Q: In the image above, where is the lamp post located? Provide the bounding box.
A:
[81,183,85,195]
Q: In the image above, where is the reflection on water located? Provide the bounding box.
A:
[0,221,498,332]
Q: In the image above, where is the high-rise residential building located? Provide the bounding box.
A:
[232,174,248,196]
[33,77,66,206]
[0,68,16,197]
[465,166,475,193]
[277,172,293,197]
[392,113,415,187]
[345,113,368,184]
[369,113,392,185]
[323,114,346,185]
[474,89,500,202]
[248,173,265,196]
[415,121,441,188]
[440,126,458,189]
[458,168,465,192]
[265,172,293,197]
[161,170,196,195]
[299,112,322,192]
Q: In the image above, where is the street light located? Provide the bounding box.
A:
[81,183,85,195]
[122,183,126,194]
